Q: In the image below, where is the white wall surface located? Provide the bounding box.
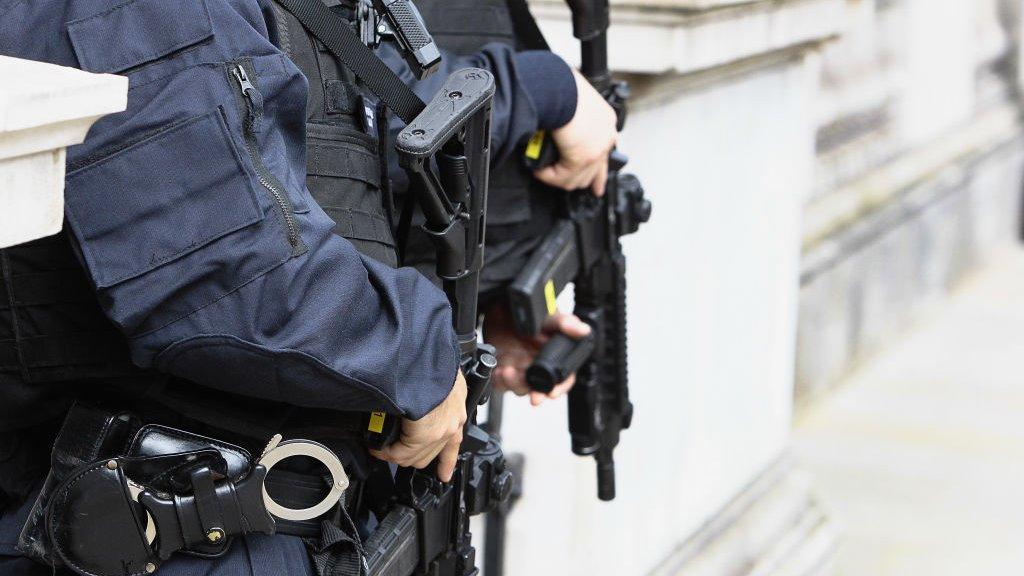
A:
[492,53,817,575]
[894,0,975,146]
[0,56,126,248]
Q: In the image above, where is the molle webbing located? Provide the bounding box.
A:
[0,233,136,383]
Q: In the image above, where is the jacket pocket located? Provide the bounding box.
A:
[67,0,213,74]
[66,111,260,287]
[64,109,291,334]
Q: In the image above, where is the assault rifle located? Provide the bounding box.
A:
[359,69,513,576]
[510,0,651,502]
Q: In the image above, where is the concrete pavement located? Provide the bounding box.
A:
[792,247,1024,575]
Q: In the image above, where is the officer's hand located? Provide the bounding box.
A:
[533,68,617,197]
[370,371,467,482]
[484,303,591,406]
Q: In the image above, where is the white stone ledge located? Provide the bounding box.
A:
[530,0,843,76]
[1,56,127,248]
[802,103,1023,249]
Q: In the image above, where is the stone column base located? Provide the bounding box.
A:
[648,456,838,576]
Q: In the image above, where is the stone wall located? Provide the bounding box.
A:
[797,0,1024,401]
[518,0,1024,574]
[514,2,841,575]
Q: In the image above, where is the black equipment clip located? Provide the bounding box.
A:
[357,0,441,78]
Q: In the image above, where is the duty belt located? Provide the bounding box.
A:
[16,404,360,576]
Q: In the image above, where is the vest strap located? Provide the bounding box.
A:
[505,0,549,50]
[274,0,426,125]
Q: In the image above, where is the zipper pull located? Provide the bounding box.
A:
[233,63,256,97]
[232,63,264,130]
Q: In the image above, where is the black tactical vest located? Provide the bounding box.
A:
[270,0,399,267]
[0,234,138,387]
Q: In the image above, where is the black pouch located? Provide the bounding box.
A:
[125,424,252,558]
[44,447,247,576]
[17,404,264,574]
[16,403,138,565]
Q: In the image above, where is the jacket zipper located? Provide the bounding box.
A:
[230,62,305,255]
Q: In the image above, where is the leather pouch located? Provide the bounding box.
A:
[127,425,251,489]
[16,403,138,565]
[44,449,233,576]
[46,455,162,576]
[125,424,252,557]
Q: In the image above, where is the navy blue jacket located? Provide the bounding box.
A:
[0,0,566,420]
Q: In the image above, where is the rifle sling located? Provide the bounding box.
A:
[505,0,549,51]
[275,0,427,125]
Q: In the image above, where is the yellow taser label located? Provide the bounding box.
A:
[368,411,386,433]
[544,279,558,316]
[525,130,546,160]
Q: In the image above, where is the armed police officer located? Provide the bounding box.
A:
[0,0,618,575]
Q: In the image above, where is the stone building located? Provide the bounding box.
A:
[496,0,1024,574]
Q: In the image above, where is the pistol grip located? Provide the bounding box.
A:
[364,412,402,450]
[523,130,559,171]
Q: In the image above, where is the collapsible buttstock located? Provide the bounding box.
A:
[396,68,495,161]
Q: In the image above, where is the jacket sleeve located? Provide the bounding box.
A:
[0,0,458,420]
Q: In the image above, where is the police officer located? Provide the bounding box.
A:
[0,1,615,575]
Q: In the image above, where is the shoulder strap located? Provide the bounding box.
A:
[505,0,549,51]
[274,0,426,125]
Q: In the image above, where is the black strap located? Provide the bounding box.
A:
[275,0,426,125]
[395,188,416,264]
[190,467,225,543]
[505,0,549,51]
[307,510,367,576]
